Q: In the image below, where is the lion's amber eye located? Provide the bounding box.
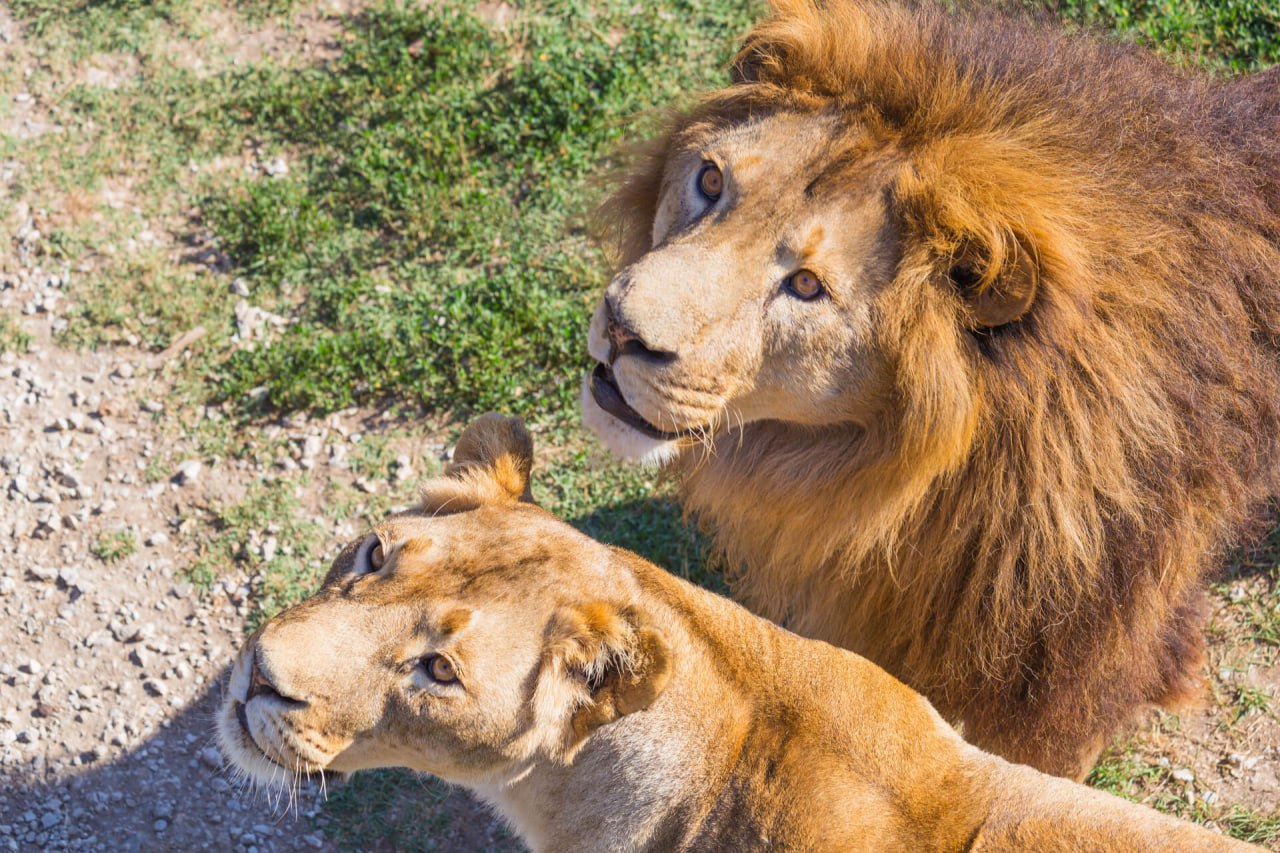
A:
[425,655,458,684]
[369,542,385,570]
[786,269,825,301]
[697,162,723,201]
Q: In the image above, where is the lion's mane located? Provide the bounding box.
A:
[600,0,1280,773]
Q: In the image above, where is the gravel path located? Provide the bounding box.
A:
[0,257,336,850]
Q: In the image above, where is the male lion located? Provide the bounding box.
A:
[217,415,1257,851]
[582,0,1280,778]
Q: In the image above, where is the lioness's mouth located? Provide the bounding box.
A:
[590,363,688,441]
[233,698,303,773]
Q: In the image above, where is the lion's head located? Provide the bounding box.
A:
[583,3,1061,468]
[216,415,671,789]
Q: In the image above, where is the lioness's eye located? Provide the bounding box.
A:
[355,535,385,575]
[697,162,723,201]
[785,269,825,301]
[423,655,458,684]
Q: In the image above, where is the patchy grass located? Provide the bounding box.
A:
[1088,743,1280,845]
[1220,806,1280,846]
[90,529,137,563]
[0,314,32,353]
[322,767,517,852]
[183,480,327,628]
[1229,684,1276,726]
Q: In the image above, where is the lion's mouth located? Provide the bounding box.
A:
[590,363,689,441]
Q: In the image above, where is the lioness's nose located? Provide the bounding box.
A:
[247,649,302,705]
[604,292,673,364]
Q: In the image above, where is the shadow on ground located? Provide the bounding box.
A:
[568,497,718,593]
[0,667,516,852]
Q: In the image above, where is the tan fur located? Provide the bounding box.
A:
[217,415,1260,852]
[582,0,1280,777]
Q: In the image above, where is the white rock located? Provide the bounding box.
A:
[198,746,222,771]
[28,565,57,583]
[301,435,323,459]
[172,460,202,486]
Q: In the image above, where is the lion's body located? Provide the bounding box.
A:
[217,415,1257,851]
[584,0,1280,776]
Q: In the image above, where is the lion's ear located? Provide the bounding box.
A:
[948,232,1039,329]
[731,39,768,84]
[539,602,673,763]
[420,414,535,512]
[730,0,836,85]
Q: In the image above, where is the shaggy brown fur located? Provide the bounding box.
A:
[594,1,1280,777]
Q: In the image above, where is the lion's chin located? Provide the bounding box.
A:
[581,376,681,466]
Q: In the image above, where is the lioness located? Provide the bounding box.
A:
[582,0,1280,778]
[218,415,1255,852]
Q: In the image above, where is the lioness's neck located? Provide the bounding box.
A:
[477,555,767,852]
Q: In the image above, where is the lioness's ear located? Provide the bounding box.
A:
[419,414,535,513]
[539,601,673,763]
[445,412,535,503]
[948,232,1039,329]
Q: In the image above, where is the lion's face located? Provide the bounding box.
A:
[584,111,905,462]
[217,415,671,789]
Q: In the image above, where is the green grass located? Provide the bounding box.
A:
[1086,743,1167,798]
[322,768,518,852]
[91,529,138,563]
[0,315,32,353]
[1229,684,1276,725]
[1044,0,1280,72]
[201,0,759,418]
[1088,745,1280,845]
[1220,806,1280,846]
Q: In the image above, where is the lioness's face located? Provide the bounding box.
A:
[584,111,903,462]
[218,415,671,790]
[218,508,591,785]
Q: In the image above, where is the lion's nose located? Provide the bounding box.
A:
[604,292,674,364]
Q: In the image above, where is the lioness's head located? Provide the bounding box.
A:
[584,0,1070,465]
[217,414,672,788]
